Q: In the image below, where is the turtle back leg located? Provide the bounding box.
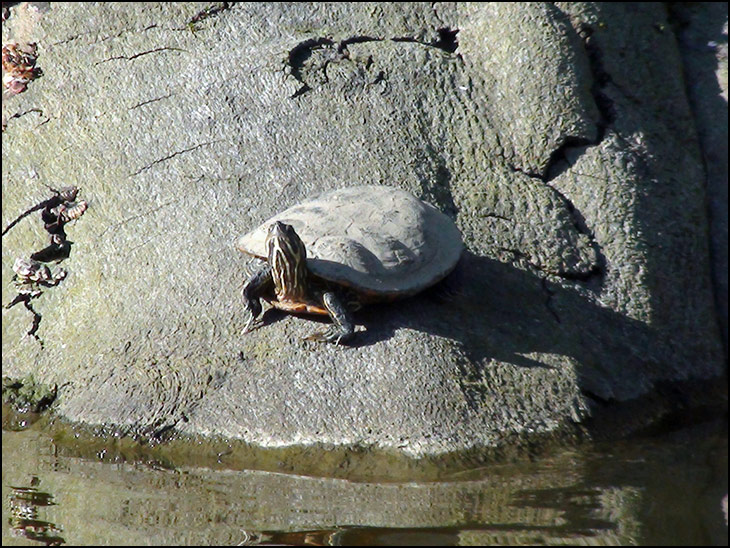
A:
[241,262,273,333]
[305,291,354,345]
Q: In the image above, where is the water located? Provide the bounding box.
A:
[2,415,727,546]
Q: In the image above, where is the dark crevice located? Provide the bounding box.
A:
[580,388,612,406]
[188,2,235,28]
[49,32,95,47]
[550,181,607,285]
[94,47,188,66]
[555,264,604,283]
[337,35,380,53]
[129,93,173,110]
[506,162,537,180]
[286,37,335,98]
[287,37,335,79]
[561,197,599,251]
[5,293,46,346]
[392,27,459,53]
[287,37,335,66]
[290,83,312,100]
[285,29,458,98]
[545,151,607,283]
[434,27,460,53]
[577,24,616,141]
[50,24,158,47]
[542,136,593,182]
[481,212,513,223]
[1,108,49,132]
[130,141,219,177]
[22,299,43,344]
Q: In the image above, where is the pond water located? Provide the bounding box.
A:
[1,414,727,546]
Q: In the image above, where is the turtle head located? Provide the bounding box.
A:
[266,221,308,301]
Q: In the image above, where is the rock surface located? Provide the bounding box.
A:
[1,3,725,469]
[670,2,728,356]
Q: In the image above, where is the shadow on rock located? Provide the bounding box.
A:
[355,251,667,401]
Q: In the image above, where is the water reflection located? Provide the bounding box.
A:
[8,477,64,546]
[1,420,726,546]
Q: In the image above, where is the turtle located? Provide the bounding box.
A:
[237,185,463,344]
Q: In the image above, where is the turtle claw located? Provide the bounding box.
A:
[304,326,351,345]
[242,314,262,335]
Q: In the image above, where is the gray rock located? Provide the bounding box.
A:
[1,3,725,468]
[670,2,728,357]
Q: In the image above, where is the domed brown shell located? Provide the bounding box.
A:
[237,185,463,298]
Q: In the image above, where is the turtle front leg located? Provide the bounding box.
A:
[242,262,273,333]
[306,291,354,345]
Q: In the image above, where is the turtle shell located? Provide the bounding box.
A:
[237,185,463,299]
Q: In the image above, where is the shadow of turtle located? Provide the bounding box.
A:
[352,250,679,402]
